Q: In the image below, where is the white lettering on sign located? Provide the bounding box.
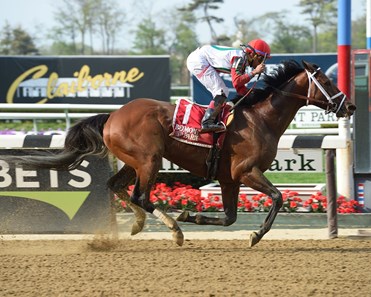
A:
[15,167,39,188]
[0,160,12,187]
[50,170,58,188]
[0,159,92,189]
[69,160,92,188]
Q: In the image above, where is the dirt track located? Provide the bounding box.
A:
[0,237,370,297]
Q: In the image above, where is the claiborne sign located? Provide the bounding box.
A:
[0,56,170,105]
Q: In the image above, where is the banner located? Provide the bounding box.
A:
[0,56,170,105]
[0,150,113,234]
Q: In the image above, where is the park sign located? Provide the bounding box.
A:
[160,149,323,173]
[0,55,170,105]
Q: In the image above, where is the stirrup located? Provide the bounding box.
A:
[199,121,226,134]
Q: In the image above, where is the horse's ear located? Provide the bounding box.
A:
[301,60,313,71]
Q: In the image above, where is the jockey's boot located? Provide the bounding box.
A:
[200,94,227,133]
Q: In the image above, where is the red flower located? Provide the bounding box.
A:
[114,183,364,214]
[252,195,261,201]
[263,200,272,208]
[290,201,297,208]
[312,204,319,210]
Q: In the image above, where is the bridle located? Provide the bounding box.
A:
[273,67,347,114]
[233,64,347,115]
[305,67,347,114]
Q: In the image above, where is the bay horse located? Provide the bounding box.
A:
[8,60,355,247]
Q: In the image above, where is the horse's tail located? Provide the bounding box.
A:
[10,114,110,171]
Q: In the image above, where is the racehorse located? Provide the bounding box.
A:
[8,60,356,247]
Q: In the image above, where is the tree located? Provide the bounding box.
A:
[0,23,39,55]
[167,10,199,84]
[96,0,126,54]
[50,0,126,55]
[231,17,263,47]
[262,12,312,53]
[352,13,366,49]
[131,17,167,55]
[55,0,96,54]
[0,22,12,55]
[179,0,224,43]
[51,1,79,54]
[298,0,337,52]
[316,19,337,52]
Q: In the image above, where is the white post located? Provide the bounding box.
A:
[336,117,354,199]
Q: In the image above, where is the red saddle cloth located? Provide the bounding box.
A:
[170,98,231,148]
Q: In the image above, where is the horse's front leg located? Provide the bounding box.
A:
[240,167,283,247]
[177,182,240,226]
[130,158,184,246]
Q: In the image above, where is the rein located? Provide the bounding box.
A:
[272,88,332,108]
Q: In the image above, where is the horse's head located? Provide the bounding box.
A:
[302,60,356,118]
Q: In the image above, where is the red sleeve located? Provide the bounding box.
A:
[230,56,251,95]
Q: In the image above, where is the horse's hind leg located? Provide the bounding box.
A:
[177,182,240,226]
[107,165,146,235]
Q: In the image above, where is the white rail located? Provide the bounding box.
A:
[0,103,122,131]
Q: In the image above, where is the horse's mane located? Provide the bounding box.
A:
[232,60,304,107]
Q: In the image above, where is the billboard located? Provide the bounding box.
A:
[0,55,171,105]
[0,150,113,234]
[192,53,337,104]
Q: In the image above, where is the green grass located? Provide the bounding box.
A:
[0,119,67,133]
[264,172,326,184]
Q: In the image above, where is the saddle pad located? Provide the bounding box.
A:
[170,98,213,148]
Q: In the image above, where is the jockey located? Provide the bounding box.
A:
[187,39,271,133]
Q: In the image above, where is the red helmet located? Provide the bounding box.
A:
[246,39,271,58]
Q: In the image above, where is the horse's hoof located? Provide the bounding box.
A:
[131,219,146,235]
[248,232,261,247]
[176,211,189,222]
[131,213,146,235]
[172,230,184,246]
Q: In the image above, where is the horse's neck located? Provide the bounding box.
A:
[262,73,308,136]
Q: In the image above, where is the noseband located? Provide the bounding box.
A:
[305,67,347,114]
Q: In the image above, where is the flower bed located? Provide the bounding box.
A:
[114,182,363,214]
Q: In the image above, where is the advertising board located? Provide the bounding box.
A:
[0,55,170,105]
[0,150,112,234]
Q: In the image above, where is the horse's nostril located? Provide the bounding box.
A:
[348,104,356,112]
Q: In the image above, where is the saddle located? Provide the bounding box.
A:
[170,98,234,179]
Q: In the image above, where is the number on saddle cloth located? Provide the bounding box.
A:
[170,99,234,149]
